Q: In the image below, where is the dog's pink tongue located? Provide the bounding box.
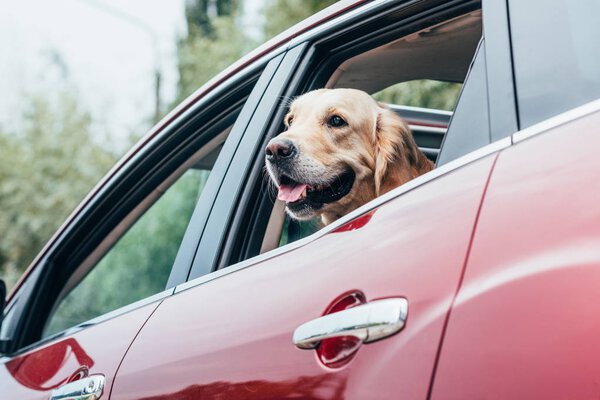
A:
[278,183,307,203]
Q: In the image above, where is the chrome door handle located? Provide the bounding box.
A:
[293,298,408,349]
[49,374,105,400]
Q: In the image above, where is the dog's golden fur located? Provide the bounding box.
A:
[266,88,434,225]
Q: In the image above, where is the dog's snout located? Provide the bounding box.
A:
[266,138,297,161]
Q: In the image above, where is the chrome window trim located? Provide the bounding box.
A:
[392,104,454,118]
[175,135,512,294]
[513,98,600,143]
[0,288,173,361]
[409,125,447,135]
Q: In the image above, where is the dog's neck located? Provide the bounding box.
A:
[319,153,434,226]
[321,213,341,227]
[378,152,434,196]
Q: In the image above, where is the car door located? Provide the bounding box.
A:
[109,13,507,399]
[430,0,600,397]
[110,152,497,400]
[0,55,270,399]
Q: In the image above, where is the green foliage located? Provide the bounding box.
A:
[0,93,117,291]
[44,169,209,337]
[174,0,337,104]
[184,0,239,37]
[373,80,462,111]
[175,16,255,104]
[263,0,338,39]
[175,0,254,104]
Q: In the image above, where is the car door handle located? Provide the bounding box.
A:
[293,298,408,349]
[49,374,105,400]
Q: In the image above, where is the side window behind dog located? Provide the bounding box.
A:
[43,145,221,338]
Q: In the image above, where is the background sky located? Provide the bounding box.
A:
[0,0,263,150]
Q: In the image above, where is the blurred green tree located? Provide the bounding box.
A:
[175,0,255,104]
[263,0,338,39]
[43,168,209,337]
[0,92,117,290]
[373,80,462,111]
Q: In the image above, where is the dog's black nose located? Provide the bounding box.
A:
[265,138,297,161]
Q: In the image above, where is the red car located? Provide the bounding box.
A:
[2,0,600,398]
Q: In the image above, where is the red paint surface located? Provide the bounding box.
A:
[5,338,94,391]
[431,111,600,399]
[1,302,159,400]
[333,211,375,232]
[110,155,496,399]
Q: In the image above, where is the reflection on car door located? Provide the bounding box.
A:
[110,154,496,399]
[0,302,159,400]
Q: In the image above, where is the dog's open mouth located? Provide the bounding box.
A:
[277,169,356,208]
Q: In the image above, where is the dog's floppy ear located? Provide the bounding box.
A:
[373,104,423,196]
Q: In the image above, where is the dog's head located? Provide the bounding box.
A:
[265,88,433,225]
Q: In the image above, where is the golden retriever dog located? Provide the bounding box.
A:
[265,88,434,226]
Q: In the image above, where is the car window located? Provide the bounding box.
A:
[218,8,485,267]
[277,79,464,248]
[372,79,462,111]
[437,38,491,166]
[274,12,481,249]
[509,0,600,128]
[43,148,219,338]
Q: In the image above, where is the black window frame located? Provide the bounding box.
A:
[187,48,308,280]
[1,60,271,355]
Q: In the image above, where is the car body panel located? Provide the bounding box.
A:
[109,154,495,399]
[431,108,600,398]
[0,301,159,400]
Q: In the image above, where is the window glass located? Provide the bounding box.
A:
[373,80,462,111]
[437,39,491,165]
[509,0,600,127]
[43,165,212,338]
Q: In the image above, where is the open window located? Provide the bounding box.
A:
[271,10,482,249]
[220,5,485,268]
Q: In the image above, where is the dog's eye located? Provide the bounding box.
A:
[286,116,294,127]
[328,115,347,128]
